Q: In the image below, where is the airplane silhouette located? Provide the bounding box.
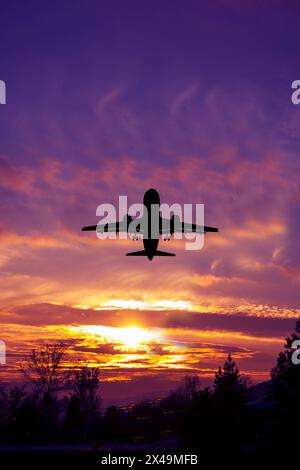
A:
[81,188,218,260]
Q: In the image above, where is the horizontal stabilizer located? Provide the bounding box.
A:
[126,250,175,257]
[126,250,147,256]
[155,250,175,256]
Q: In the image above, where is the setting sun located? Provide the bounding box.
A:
[73,325,160,350]
[112,326,157,349]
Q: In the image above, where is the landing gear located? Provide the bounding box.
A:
[163,234,171,241]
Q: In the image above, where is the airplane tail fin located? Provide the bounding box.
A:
[126,250,175,257]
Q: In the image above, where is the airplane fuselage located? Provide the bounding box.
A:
[143,188,160,260]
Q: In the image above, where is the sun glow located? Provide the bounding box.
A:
[112,326,157,349]
[73,325,160,350]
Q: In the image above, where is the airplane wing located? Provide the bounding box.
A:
[159,216,218,234]
[81,215,144,234]
[177,223,218,233]
[82,221,125,233]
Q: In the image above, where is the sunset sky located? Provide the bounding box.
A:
[1,0,300,404]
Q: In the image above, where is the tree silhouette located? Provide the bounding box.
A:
[179,381,213,451]
[20,343,75,434]
[271,320,300,450]
[72,367,100,405]
[179,375,202,402]
[104,405,123,439]
[214,354,246,403]
[212,355,247,452]
[70,366,101,425]
[0,385,26,432]
[271,319,300,400]
[21,343,73,400]
[64,395,84,433]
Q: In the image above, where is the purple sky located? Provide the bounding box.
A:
[1,0,300,402]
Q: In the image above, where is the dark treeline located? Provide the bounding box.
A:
[1,321,300,459]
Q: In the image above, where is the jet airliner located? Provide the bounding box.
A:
[81,188,218,260]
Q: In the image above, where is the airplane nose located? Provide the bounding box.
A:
[143,188,160,207]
